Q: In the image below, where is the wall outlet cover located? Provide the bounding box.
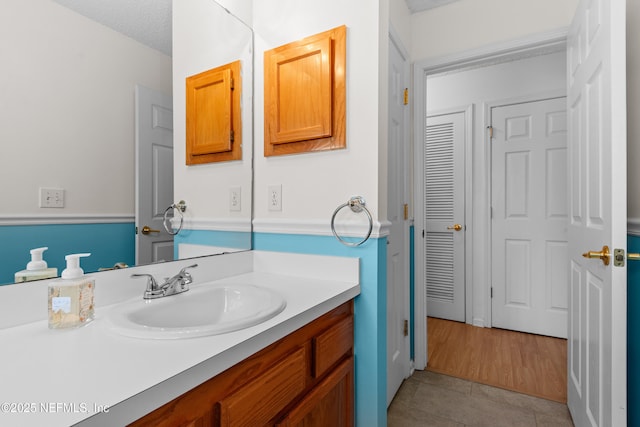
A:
[268,185,282,211]
[229,186,241,212]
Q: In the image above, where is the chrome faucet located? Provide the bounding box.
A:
[131,264,198,299]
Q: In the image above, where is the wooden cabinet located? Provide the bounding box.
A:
[186,60,242,165]
[129,301,354,427]
[263,26,346,157]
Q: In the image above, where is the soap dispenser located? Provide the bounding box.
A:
[48,253,95,329]
[15,247,58,283]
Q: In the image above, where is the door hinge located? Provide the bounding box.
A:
[487,125,494,139]
[403,319,409,337]
[230,129,235,143]
[231,77,235,90]
[422,229,425,238]
[403,88,409,105]
[490,287,493,298]
[403,203,409,220]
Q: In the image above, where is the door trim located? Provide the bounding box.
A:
[413,27,568,370]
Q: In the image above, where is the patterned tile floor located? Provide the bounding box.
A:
[388,371,574,427]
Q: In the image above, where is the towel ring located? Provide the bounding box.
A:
[331,196,373,247]
[163,200,186,235]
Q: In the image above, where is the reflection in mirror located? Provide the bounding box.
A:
[0,0,253,285]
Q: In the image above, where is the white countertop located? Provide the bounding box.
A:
[0,251,360,426]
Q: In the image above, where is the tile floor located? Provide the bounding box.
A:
[388,370,574,427]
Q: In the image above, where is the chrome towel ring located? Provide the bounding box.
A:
[331,196,373,247]
[163,200,187,235]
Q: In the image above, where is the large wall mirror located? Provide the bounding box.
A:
[0,0,253,285]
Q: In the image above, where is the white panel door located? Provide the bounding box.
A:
[491,97,568,338]
[135,85,174,265]
[387,36,410,407]
[567,0,627,425]
[425,112,465,322]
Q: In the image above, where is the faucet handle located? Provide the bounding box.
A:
[179,264,198,284]
[179,264,198,275]
[131,273,158,293]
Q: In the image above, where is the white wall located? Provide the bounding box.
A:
[0,0,172,216]
[627,2,640,222]
[426,52,566,326]
[172,0,253,227]
[411,0,579,60]
[252,0,383,229]
[389,0,412,55]
[411,0,640,221]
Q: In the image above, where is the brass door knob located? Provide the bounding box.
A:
[447,224,463,231]
[582,245,610,266]
[141,225,160,235]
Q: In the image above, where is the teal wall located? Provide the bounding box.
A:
[0,223,135,284]
[253,232,388,427]
[629,234,640,426]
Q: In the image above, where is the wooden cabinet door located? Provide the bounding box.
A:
[276,357,354,427]
[217,347,307,427]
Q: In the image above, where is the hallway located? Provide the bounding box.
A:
[387,317,573,425]
[426,317,566,403]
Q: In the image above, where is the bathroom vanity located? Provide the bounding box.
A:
[131,301,353,426]
[0,251,360,427]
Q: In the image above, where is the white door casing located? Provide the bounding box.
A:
[387,33,411,406]
[425,112,465,322]
[490,97,568,339]
[567,0,627,425]
[135,85,175,265]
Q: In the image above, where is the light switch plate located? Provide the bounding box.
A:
[39,187,64,208]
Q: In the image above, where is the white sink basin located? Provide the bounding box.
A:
[107,284,286,339]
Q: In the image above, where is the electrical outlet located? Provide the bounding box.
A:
[39,187,64,208]
[268,185,282,211]
[229,186,241,212]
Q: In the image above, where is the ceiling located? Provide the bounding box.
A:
[52,0,173,56]
[51,0,460,57]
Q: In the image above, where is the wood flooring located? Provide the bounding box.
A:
[426,317,567,403]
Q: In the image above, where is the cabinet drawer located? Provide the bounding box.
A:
[313,315,353,378]
[217,346,307,426]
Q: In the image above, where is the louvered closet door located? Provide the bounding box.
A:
[425,112,465,322]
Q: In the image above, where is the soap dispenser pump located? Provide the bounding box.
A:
[48,253,95,329]
[15,247,58,283]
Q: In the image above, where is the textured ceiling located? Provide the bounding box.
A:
[52,0,172,56]
[51,0,458,57]
[404,0,461,13]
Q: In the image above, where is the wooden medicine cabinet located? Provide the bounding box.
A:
[186,60,242,164]
[264,25,346,156]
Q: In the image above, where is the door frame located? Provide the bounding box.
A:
[412,28,568,370]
